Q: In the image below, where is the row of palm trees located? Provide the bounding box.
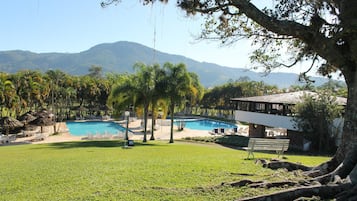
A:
[109,62,204,143]
[0,68,114,120]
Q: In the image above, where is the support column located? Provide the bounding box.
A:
[248,124,266,138]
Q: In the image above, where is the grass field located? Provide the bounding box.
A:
[0,140,330,201]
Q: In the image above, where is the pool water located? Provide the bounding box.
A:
[175,119,237,131]
[66,121,126,136]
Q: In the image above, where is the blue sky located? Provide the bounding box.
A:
[1,0,320,76]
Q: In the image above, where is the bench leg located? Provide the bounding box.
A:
[246,150,254,159]
[276,150,284,158]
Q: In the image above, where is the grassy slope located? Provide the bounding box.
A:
[0,141,329,201]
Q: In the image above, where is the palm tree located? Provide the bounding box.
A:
[107,73,131,117]
[133,63,155,142]
[95,78,111,112]
[162,62,191,143]
[9,70,46,113]
[88,65,103,79]
[9,71,30,114]
[147,64,166,140]
[110,63,155,142]
[3,80,20,117]
[64,87,76,120]
[0,75,6,117]
[185,72,204,115]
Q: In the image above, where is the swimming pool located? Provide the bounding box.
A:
[175,119,237,131]
[66,121,126,136]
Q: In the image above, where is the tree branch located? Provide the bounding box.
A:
[179,0,346,72]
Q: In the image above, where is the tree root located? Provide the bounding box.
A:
[236,183,354,201]
[335,184,357,201]
[228,156,357,200]
[223,180,310,189]
[225,146,357,200]
[256,159,312,171]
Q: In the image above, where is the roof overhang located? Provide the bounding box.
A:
[230,91,346,106]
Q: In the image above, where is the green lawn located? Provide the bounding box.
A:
[0,141,329,201]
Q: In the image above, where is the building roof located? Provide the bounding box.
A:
[230,91,347,105]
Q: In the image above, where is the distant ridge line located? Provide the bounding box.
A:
[0,41,334,88]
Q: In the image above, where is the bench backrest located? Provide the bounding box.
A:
[248,138,290,151]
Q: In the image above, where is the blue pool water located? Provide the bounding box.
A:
[66,121,126,136]
[66,119,237,136]
[175,119,237,131]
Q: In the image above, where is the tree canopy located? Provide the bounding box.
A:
[293,90,344,154]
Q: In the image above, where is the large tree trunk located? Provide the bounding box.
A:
[313,66,357,176]
[334,69,357,182]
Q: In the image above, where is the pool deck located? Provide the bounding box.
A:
[10,119,249,145]
[126,119,214,140]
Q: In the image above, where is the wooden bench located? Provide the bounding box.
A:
[243,138,290,159]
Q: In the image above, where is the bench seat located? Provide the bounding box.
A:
[243,138,290,159]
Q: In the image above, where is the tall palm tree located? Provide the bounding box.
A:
[149,64,166,140]
[107,73,131,117]
[162,62,191,143]
[0,75,6,117]
[133,63,155,142]
[186,72,204,115]
[3,80,20,117]
[9,71,29,114]
[109,75,135,113]
[110,63,155,142]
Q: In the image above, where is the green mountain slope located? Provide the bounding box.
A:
[0,41,330,88]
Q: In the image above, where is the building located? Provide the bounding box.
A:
[230,91,346,150]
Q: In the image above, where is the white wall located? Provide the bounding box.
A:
[234,110,299,131]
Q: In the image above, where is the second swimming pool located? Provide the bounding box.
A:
[175,119,237,131]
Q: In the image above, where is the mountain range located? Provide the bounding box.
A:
[0,41,331,88]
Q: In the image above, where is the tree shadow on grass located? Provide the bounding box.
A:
[38,140,160,149]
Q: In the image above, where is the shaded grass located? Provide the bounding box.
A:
[0,140,329,201]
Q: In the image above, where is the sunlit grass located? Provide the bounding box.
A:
[0,141,330,201]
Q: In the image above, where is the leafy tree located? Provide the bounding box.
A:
[3,79,19,117]
[108,74,135,116]
[0,74,6,117]
[10,70,47,113]
[107,73,131,116]
[201,80,278,110]
[0,70,114,121]
[103,0,357,199]
[318,79,348,98]
[293,91,344,154]
[288,83,316,92]
[74,75,101,109]
[185,72,204,114]
[162,62,191,143]
[88,65,103,79]
[110,63,156,142]
[149,64,166,140]
[94,78,111,109]
[45,70,68,109]
[133,63,156,142]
